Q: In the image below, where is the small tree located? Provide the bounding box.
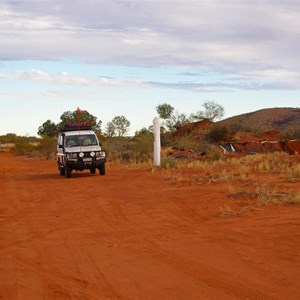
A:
[192,101,225,121]
[156,103,174,120]
[105,121,116,137]
[105,116,130,137]
[156,103,191,132]
[172,113,191,129]
[37,120,58,137]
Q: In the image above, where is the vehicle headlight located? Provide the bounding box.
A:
[90,151,95,157]
[67,153,77,159]
[95,151,106,158]
[79,152,84,158]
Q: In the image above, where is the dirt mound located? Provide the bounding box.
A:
[231,141,283,154]
[232,131,261,142]
[173,120,299,156]
[284,140,300,155]
[173,120,213,138]
[260,130,281,140]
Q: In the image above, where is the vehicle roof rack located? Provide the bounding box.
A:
[60,124,93,132]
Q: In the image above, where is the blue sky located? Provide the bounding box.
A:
[0,0,299,136]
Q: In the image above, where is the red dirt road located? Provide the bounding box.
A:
[0,152,299,299]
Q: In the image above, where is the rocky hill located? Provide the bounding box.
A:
[171,107,300,156]
[219,107,300,132]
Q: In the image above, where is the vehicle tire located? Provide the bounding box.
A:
[99,164,105,175]
[59,165,65,176]
[65,164,72,178]
[90,167,96,174]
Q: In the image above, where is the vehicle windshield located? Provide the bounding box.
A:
[65,134,98,147]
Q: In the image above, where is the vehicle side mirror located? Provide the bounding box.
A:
[58,144,63,148]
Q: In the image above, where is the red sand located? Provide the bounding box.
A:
[0,152,299,299]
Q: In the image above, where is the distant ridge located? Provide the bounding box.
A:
[219,107,300,132]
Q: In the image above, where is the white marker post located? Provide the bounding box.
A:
[153,117,161,167]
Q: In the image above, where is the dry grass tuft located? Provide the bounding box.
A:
[163,170,184,184]
[219,205,233,218]
[222,183,299,217]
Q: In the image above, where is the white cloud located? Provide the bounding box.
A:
[2,66,298,93]
[0,69,147,88]
[0,0,300,90]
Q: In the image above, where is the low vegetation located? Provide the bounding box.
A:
[1,130,299,219]
[1,104,299,219]
[156,151,300,218]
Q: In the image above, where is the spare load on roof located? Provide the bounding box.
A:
[60,123,93,132]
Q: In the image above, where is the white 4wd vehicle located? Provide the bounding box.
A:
[57,124,106,178]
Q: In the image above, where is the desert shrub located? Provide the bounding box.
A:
[134,127,153,137]
[259,153,294,173]
[207,147,223,161]
[13,141,37,156]
[161,131,173,147]
[255,183,299,206]
[131,134,153,163]
[36,136,57,159]
[163,169,183,183]
[0,133,19,144]
[103,135,154,164]
[280,128,300,140]
[226,122,247,135]
[171,135,200,151]
[236,153,264,165]
[12,136,57,159]
[236,152,297,175]
[255,183,273,205]
[161,147,174,158]
[96,133,107,146]
[219,205,233,218]
[161,157,178,169]
[0,133,38,144]
[216,165,250,182]
[206,125,230,143]
[1,134,41,156]
[281,164,300,182]
[226,121,265,135]
[102,136,133,162]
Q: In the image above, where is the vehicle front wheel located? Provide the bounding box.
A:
[65,165,72,178]
[59,164,65,176]
[99,164,105,175]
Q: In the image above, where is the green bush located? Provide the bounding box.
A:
[37,136,57,159]
[171,135,199,151]
[280,128,300,140]
[206,125,229,143]
[161,157,178,169]
[131,134,153,163]
[13,141,36,156]
[103,134,155,164]
[102,137,132,162]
